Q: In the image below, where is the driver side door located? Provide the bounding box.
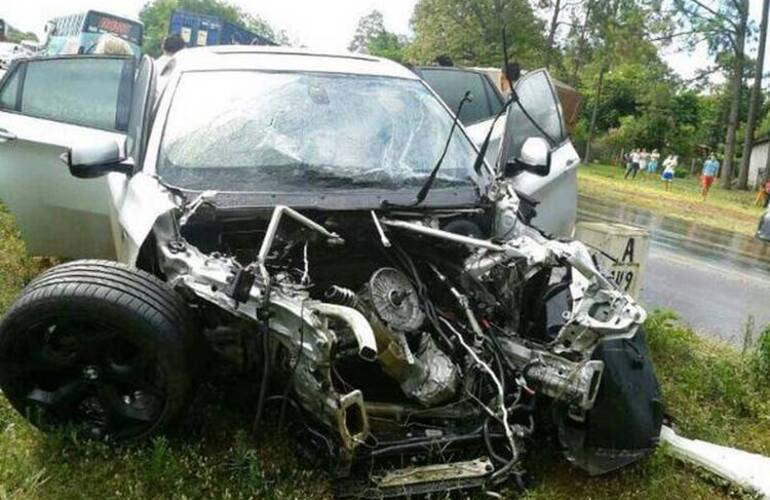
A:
[0,55,150,259]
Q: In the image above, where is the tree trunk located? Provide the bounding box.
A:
[570,0,595,86]
[721,6,747,191]
[546,0,562,68]
[584,65,606,162]
[738,0,769,190]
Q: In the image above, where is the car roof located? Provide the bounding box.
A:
[414,65,486,74]
[168,45,419,80]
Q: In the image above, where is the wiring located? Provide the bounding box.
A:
[278,298,306,428]
[439,317,518,463]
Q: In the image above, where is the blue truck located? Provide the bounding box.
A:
[168,10,274,47]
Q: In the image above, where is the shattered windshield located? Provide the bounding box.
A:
[158,71,479,193]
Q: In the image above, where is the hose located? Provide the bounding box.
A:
[252,277,273,433]
[483,417,511,465]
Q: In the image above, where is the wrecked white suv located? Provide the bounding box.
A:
[0,48,662,496]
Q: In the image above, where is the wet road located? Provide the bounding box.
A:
[578,195,770,347]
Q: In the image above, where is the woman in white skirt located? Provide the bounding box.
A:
[661,155,677,192]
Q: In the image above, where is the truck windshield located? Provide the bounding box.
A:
[158,71,479,193]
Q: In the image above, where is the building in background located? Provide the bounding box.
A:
[749,137,770,188]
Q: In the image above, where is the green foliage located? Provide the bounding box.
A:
[402,0,732,170]
[751,325,770,380]
[645,310,770,452]
[138,0,284,57]
[407,0,547,67]
[584,60,705,160]
[4,25,38,44]
[348,10,406,62]
[0,205,47,313]
[755,104,770,139]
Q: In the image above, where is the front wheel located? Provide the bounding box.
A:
[0,260,198,442]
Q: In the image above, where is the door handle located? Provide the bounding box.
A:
[0,128,16,142]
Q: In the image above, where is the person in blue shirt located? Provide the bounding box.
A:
[701,154,720,200]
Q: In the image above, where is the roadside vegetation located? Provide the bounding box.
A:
[1,202,769,499]
[578,163,765,236]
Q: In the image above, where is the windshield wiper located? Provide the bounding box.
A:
[473,28,557,177]
[413,91,473,206]
[471,95,516,176]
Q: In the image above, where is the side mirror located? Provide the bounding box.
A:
[60,139,133,179]
[504,137,551,177]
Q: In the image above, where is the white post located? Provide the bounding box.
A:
[575,222,650,299]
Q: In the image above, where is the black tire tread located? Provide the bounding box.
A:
[0,259,198,441]
[26,260,185,324]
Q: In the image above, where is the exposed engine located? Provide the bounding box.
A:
[150,183,660,496]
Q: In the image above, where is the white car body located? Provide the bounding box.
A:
[466,116,579,237]
[0,47,578,262]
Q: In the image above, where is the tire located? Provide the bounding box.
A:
[0,260,198,442]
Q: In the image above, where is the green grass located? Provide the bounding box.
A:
[578,163,765,236]
[1,202,769,499]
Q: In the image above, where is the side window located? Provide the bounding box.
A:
[0,65,22,110]
[8,57,134,131]
[420,69,495,125]
[480,75,504,116]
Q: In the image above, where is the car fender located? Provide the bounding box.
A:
[107,172,177,265]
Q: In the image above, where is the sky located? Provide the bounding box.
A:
[0,0,417,52]
[0,0,767,83]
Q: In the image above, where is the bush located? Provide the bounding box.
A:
[645,310,770,453]
[752,326,770,380]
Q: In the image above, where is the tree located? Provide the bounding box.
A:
[5,25,38,44]
[563,0,598,86]
[673,0,751,189]
[739,0,770,189]
[349,10,385,52]
[407,0,547,67]
[580,0,670,161]
[139,0,285,57]
[348,10,406,62]
[538,0,571,70]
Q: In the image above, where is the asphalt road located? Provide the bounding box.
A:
[578,195,770,347]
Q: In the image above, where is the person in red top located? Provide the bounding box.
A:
[755,179,770,207]
[765,180,770,208]
[700,155,720,200]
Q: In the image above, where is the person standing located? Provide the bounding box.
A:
[661,154,677,192]
[758,179,770,208]
[764,180,770,208]
[637,148,649,178]
[701,154,720,200]
[646,149,660,178]
[625,149,640,179]
[156,34,185,72]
